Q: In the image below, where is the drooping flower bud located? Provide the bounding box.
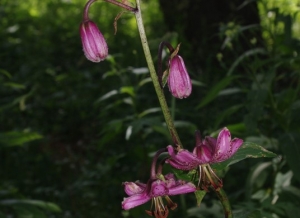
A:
[167,55,192,99]
[79,20,108,62]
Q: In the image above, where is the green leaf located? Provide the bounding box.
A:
[227,48,267,76]
[172,168,195,182]
[0,131,43,147]
[0,199,61,213]
[138,107,161,118]
[3,82,26,89]
[95,90,118,103]
[196,76,239,109]
[0,69,12,78]
[12,205,47,218]
[120,86,135,98]
[194,190,206,207]
[212,142,277,171]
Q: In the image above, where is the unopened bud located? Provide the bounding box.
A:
[167,55,192,99]
[79,20,108,62]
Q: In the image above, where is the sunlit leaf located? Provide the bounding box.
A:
[120,86,135,97]
[212,142,277,171]
[0,131,43,147]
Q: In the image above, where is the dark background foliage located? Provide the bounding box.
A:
[1,0,300,217]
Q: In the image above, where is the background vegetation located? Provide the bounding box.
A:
[1,0,300,217]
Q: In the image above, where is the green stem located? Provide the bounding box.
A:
[214,188,233,218]
[134,0,182,147]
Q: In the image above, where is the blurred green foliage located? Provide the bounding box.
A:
[0,0,300,217]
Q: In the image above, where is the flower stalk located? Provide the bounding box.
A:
[134,0,182,147]
[214,188,233,218]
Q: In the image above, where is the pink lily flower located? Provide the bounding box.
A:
[165,127,243,189]
[122,173,196,217]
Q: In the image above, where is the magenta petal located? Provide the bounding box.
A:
[164,173,176,188]
[164,173,175,181]
[230,138,243,155]
[122,193,151,210]
[168,182,196,196]
[194,143,213,163]
[213,128,231,160]
[166,145,201,170]
[123,182,146,196]
[205,136,217,151]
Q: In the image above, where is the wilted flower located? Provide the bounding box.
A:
[122,173,196,217]
[79,20,108,62]
[167,55,192,99]
[166,127,243,189]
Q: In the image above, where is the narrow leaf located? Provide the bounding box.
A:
[0,131,43,147]
[196,76,238,109]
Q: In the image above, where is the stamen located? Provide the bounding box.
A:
[207,165,223,189]
[164,196,177,210]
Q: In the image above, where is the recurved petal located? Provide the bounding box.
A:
[168,182,196,196]
[166,145,201,170]
[123,181,146,196]
[122,193,151,210]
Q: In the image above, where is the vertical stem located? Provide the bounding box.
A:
[134,0,182,147]
[171,96,176,120]
[214,188,233,218]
